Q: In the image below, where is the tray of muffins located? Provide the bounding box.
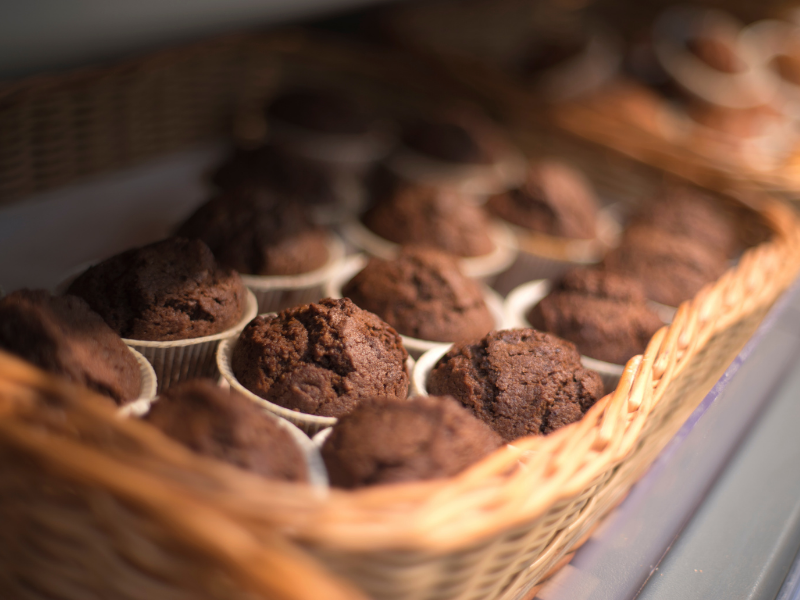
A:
[382,0,800,199]
[2,24,800,600]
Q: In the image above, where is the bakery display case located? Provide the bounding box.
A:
[3,1,800,599]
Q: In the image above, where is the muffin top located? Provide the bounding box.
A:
[211,144,340,208]
[487,160,598,239]
[266,88,376,135]
[67,237,247,342]
[232,298,409,418]
[145,379,308,482]
[321,395,503,489]
[630,186,739,257]
[402,118,491,164]
[428,329,604,441]
[603,224,728,307]
[0,290,141,405]
[176,186,329,276]
[526,268,663,365]
[342,247,496,343]
[361,173,494,257]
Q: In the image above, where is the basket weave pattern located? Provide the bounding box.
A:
[2,32,800,600]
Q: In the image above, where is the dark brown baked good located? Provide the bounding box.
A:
[267,88,376,135]
[0,290,141,405]
[428,329,604,441]
[402,119,491,164]
[211,144,340,208]
[487,160,598,239]
[361,175,494,257]
[631,185,739,257]
[176,186,329,276]
[232,298,409,418]
[342,247,495,343]
[321,395,503,489]
[527,268,663,365]
[603,225,728,307]
[145,379,308,482]
[67,237,247,342]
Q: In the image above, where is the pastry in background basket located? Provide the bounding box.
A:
[603,224,728,308]
[526,269,663,366]
[176,186,344,314]
[320,395,503,489]
[66,237,257,390]
[144,379,309,483]
[335,247,503,357]
[0,289,143,406]
[427,329,604,442]
[231,298,409,419]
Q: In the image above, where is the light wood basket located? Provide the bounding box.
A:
[2,29,800,600]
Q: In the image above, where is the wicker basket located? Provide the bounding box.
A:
[2,30,800,600]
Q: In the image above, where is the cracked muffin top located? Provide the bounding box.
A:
[231,298,409,418]
[67,237,247,341]
[175,186,329,276]
[527,268,663,365]
[0,289,141,405]
[321,395,503,489]
[428,329,604,441]
[145,379,308,482]
[342,247,495,343]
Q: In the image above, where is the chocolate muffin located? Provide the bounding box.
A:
[267,88,376,135]
[630,186,739,257]
[176,186,329,276]
[361,175,494,257]
[321,395,503,489]
[428,329,604,441]
[0,290,141,405]
[145,379,307,482]
[527,269,663,365]
[402,118,491,164]
[67,237,247,342]
[342,247,495,343]
[232,298,409,418]
[603,225,728,307]
[487,160,598,239]
[211,144,340,208]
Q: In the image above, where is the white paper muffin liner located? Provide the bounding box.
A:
[117,347,158,418]
[240,233,346,314]
[339,218,518,283]
[491,209,620,296]
[325,254,508,359]
[217,333,416,435]
[124,289,258,392]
